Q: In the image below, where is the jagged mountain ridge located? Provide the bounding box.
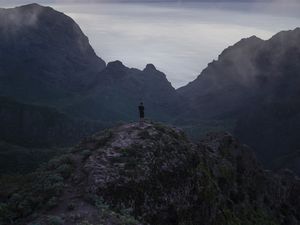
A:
[0,3,182,122]
[178,28,300,173]
[178,28,300,117]
[65,61,183,122]
[1,3,300,175]
[0,3,184,155]
[177,35,265,118]
[0,122,299,225]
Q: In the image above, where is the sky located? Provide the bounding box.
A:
[1,0,300,88]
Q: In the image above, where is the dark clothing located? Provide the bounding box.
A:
[139,105,145,118]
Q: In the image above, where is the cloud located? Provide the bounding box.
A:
[0,3,46,35]
[1,0,299,88]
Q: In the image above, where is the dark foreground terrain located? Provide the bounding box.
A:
[1,122,299,225]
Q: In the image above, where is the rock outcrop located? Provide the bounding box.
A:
[1,122,299,225]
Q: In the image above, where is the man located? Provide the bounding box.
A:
[138,102,145,124]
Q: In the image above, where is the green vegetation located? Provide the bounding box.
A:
[80,149,92,161]
[0,140,68,175]
[179,119,236,141]
[0,122,296,225]
[76,221,93,225]
[47,216,64,225]
[80,195,140,225]
[0,154,75,225]
[219,208,280,225]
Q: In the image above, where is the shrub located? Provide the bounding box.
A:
[81,149,92,161]
[47,215,64,225]
[46,197,59,209]
[67,202,76,211]
[76,221,93,225]
[56,164,73,178]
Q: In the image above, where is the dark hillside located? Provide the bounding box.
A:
[1,122,299,225]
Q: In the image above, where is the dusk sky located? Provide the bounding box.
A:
[1,0,300,87]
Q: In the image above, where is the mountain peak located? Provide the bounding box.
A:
[107,60,125,69]
[228,35,263,50]
[270,27,300,43]
[214,35,264,63]
[245,35,262,41]
[106,60,127,74]
[17,3,44,9]
[0,3,106,95]
[144,63,157,71]
[10,3,53,15]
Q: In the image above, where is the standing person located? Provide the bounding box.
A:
[138,102,145,125]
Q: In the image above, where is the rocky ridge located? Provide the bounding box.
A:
[1,122,299,225]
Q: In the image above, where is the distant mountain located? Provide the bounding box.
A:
[179,28,300,173]
[65,61,183,122]
[0,3,106,105]
[178,35,264,119]
[0,4,182,123]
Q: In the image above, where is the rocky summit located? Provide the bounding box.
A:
[1,122,299,225]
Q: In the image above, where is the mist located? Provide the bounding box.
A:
[1,0,300,87]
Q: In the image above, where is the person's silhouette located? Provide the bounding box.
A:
[138,102,145,123]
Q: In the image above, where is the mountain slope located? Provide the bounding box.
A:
[1,3,300,176]
[66,61,183,122]
[0,122,299,225]
[0,96,105,147]
[0,3,184,155]
[0,3,106,105]
[0,140,68,175]
[0,4,182,124]
[178,28,300,173]
[177,35,264,119]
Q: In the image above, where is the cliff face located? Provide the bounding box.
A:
[1,122,299,225]
[0,3,106,104]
